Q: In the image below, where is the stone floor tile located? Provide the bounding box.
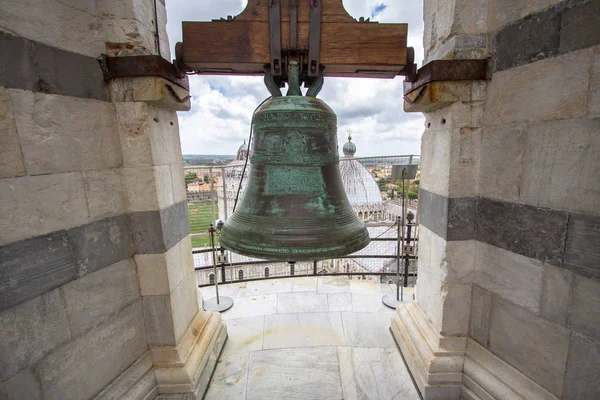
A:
[245,279,293,296]
[351,294,396,313]
[220,294,277,321]
[200,282,247,301]
[349,279,383,294]
[277,292,328,314]
[328,293,353,312]
[317,276,351,294]
[342,312,395,348]
[292,277,318,292]
[247,347,343,400]
[204,353,249,400]
[263,312,345,349]
[222,316,264,356]
[338,346,420,400]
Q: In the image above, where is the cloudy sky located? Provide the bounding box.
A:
[166,0,425,157]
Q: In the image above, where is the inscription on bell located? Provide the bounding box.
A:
[264,166,325,195]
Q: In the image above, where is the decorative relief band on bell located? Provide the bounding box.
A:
[264,166,325,195]
[253,112,336,130]
[250,154,339,165]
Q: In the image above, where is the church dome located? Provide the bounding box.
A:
[339,136,385,212]
[235,140,249,161]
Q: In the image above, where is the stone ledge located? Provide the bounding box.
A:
[391,303,465,399]
[109,76,190,111]
[93,352,156,400]
[154,311,227,397]
[463,339,558,400]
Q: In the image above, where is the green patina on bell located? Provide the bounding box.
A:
[220,62,370,261]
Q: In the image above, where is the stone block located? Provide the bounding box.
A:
[563,213,600,278]
[33,40,109,101]
[488,0,564,31]
[171,163,187,204]
[469,285,491,346]
[477,197,567,265]
[419,128,450,197]
[98,0,154,31]
[489,297,570,397]
[540,263,573,327]
[143,295,176,346]
[160,201,191,252]
[148,107,182,166]
[0,231,76,312]
[180,235,195,279]
[61,258,140,338]
[447,196,477,241]
[0,32,37,92]
[103,18,155,57]
[170,273,199,344]
[478,123,526,203]
[115,103,154,168]
[82,168,126,220]
[492,6,561,71]
[0,289,71,381]
[521,118,600,215]
[484,48,592,125]
[69,214,135,277]
[0,0,105,58]
[0,87,25,179]
[589,48,600,116]
[0,173,89,246]
[421,225,475,284]
[563,334,600,400]
[569,273,600,341]
[9,90,121,175]
[474,242,543,313]
[35,301,148,400]
[155,164,175,210]
[559,0,600,54]
[123,167,160,212]
[135,238,184,296]
[0,368,42,400]
[418,189,448,239]
[448,127,481,199]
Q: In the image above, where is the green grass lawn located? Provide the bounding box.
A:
[188,202,218,248]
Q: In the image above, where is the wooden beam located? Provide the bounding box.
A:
[180,0,409,79]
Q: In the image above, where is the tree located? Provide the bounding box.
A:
[185,171,199,183]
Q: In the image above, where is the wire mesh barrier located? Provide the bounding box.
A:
[184,154,420,286]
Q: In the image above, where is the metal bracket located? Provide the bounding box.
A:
[308,0,322,77]
[98,54,190,91]
[269,0,282,76]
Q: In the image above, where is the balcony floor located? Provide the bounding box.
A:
[200,276,420,400]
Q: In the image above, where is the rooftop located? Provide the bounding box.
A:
[200,276,419,399]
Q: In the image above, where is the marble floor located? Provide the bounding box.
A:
[200,276,420,400]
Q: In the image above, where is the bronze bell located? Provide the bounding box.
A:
[220,62,370,261]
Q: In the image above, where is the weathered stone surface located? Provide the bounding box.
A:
[492,6,561,72]
[419,127,450,197]
[115,103,154,168]
[82,168,126,220]
[36,301,148,400]
[488,0,564,30]
[61,258,140,338]
[447,196,477,241]
[154,164,175,210]
[10,90,121,175]
[474,242,543,313]
[563,334,600,400]
[171,163,187,204]
[342,312,397,347]
[563,213,600,278]
[160,201,191,252]
[0,87,25,179]
[479,123,526,203]
[180,235,195,279]
[0,231,75,312]
[263,312,344,349]
[130,201,190,254]
[589,48,600,116]
[0,0,105,58]
[69,214,135,277]
[0,289,71,381]
[418,188,449,239]
[135,239,184,296]
[448,126,482,199]
[93,353,155,400]
[469,285,491,346]
[0,368,42,400]
[419,225,475,284]
[477,197,567,265]
[277,292,328,314]
[123,167,160,212]
[559,0,600,54]
[540,263,573,327]
[0,173,89,246]
[103,18,155,57]
[0,32,37,92]
[521,118,600,215]
[489,297,570,396]
[204,353,249,400]
[483,48,592,125]
[170,273,199,343]
[569,273,600,341]
[142,294,176,346]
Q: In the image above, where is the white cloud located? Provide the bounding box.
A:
[167,0,425,157]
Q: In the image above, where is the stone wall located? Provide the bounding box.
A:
[395,0,599,399]
[0,1,226,399]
